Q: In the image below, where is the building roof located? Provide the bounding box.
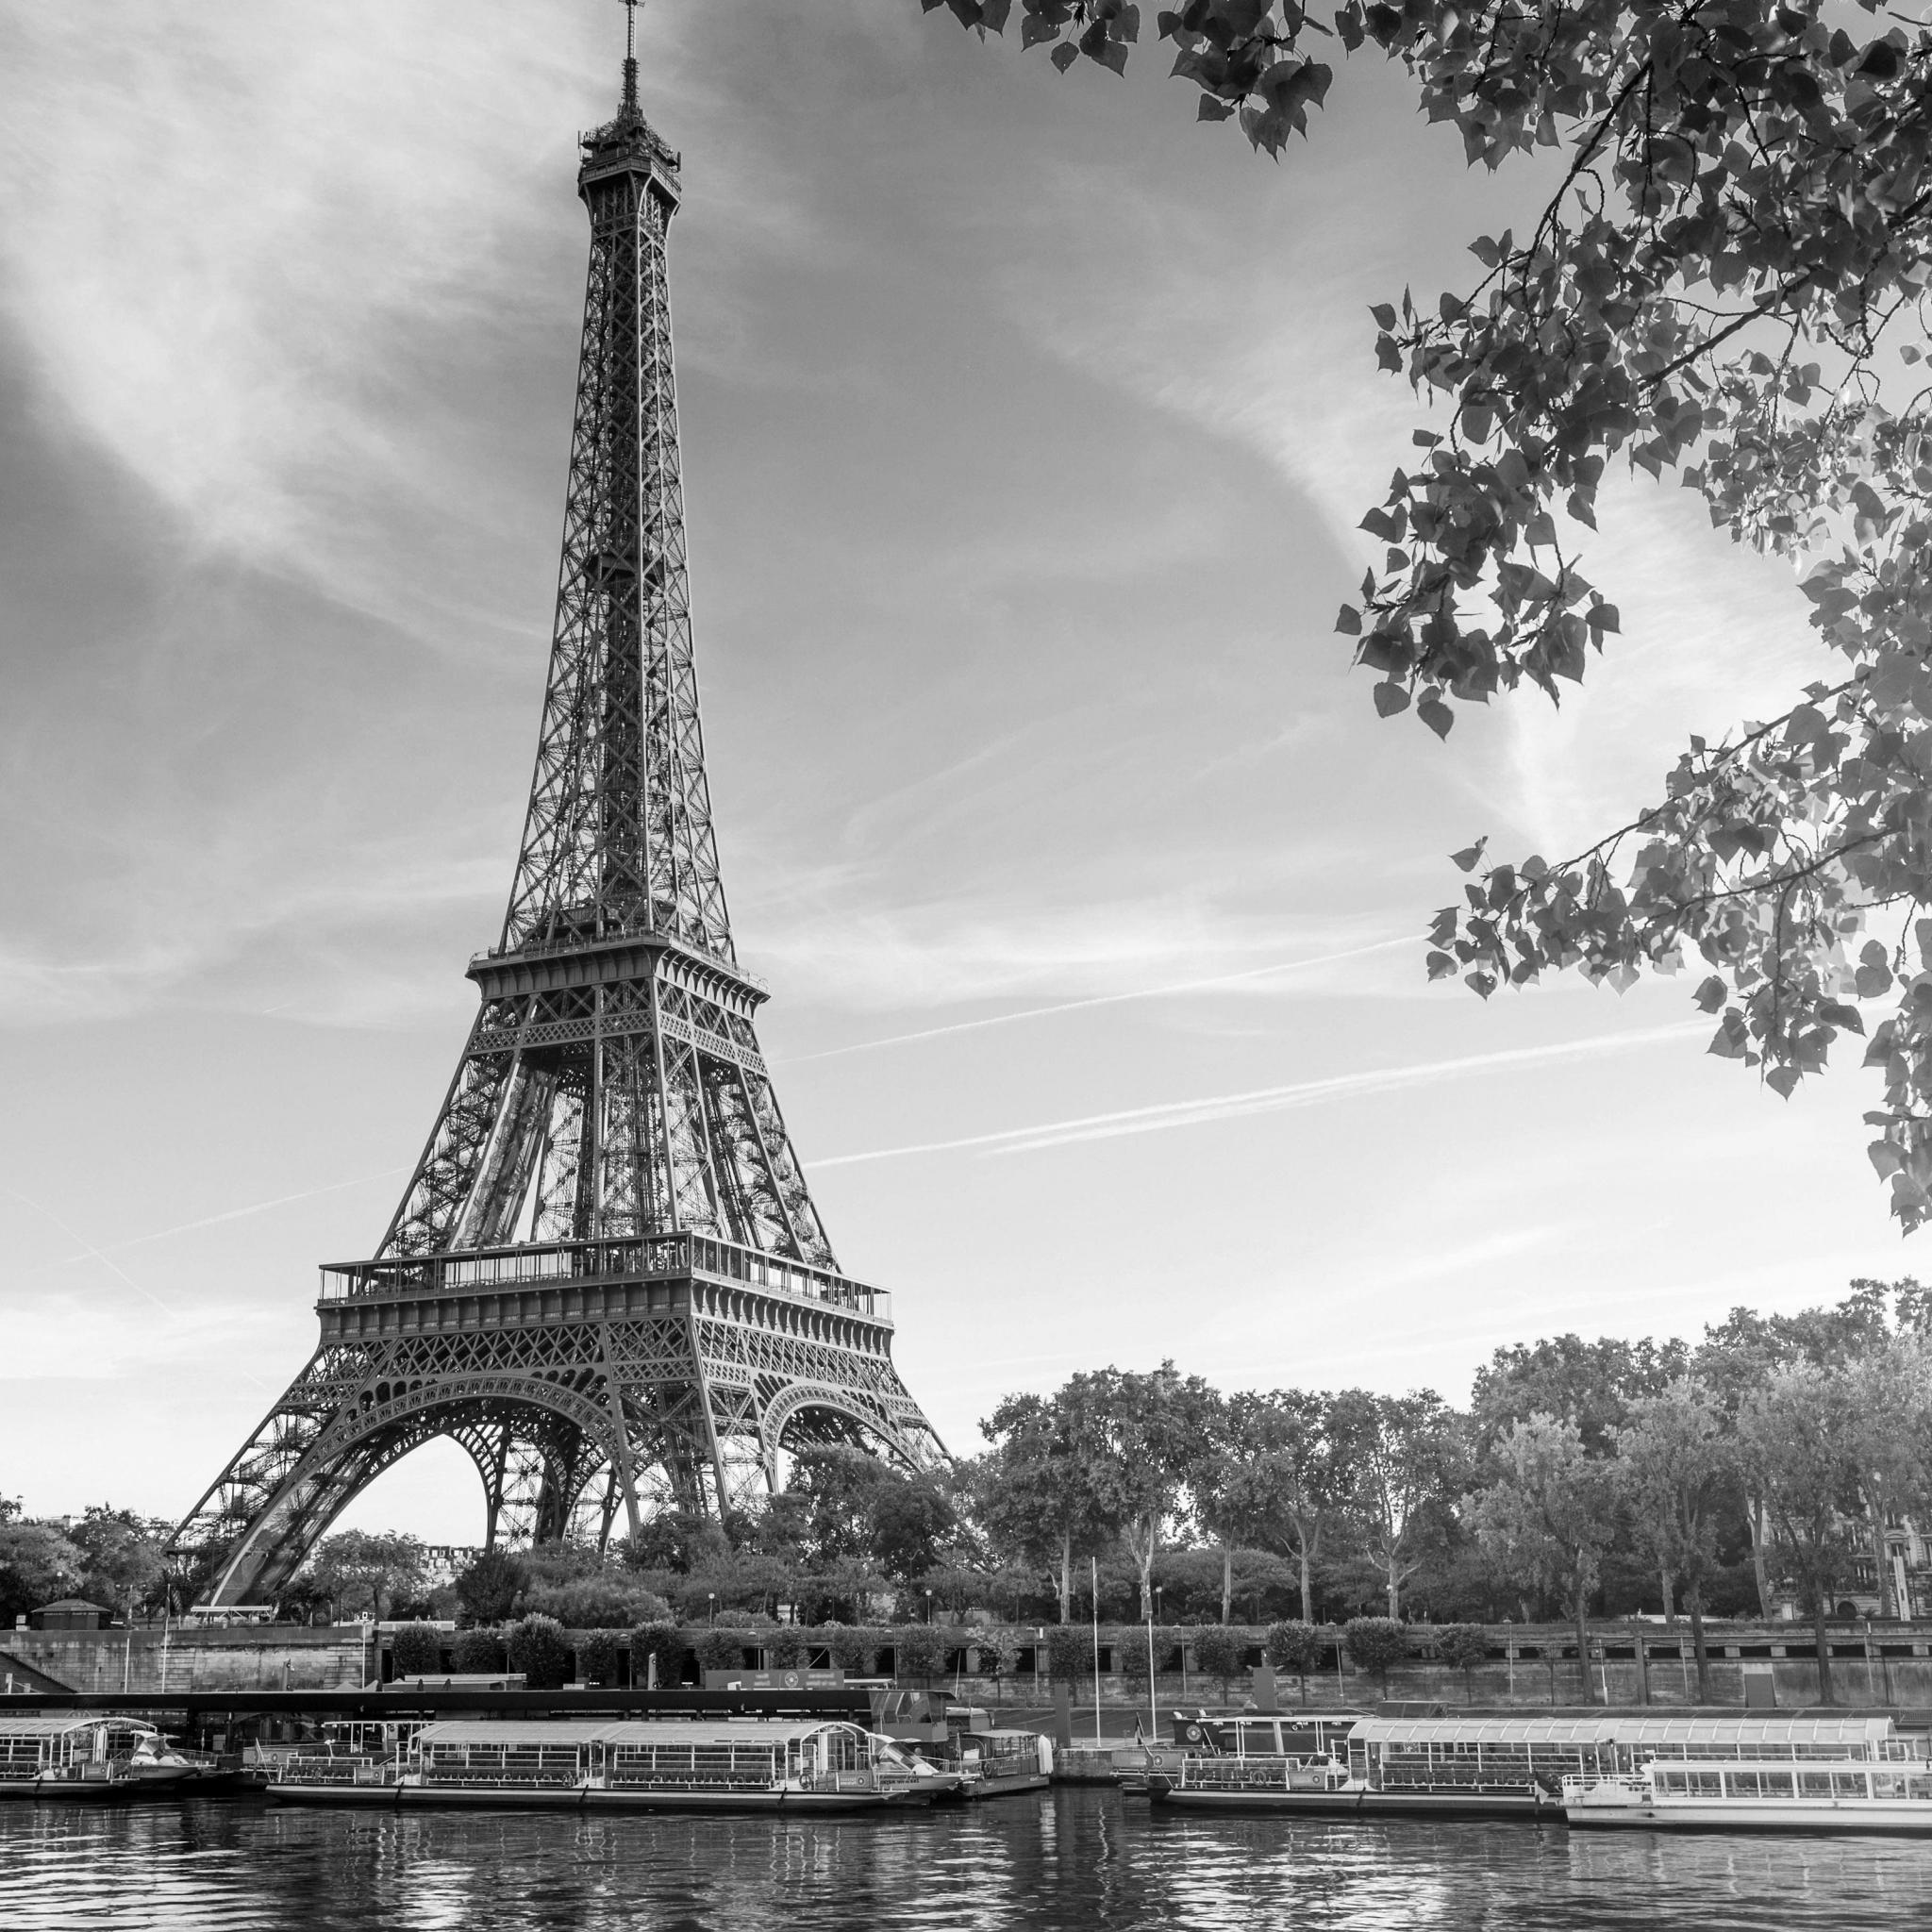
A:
[409,1719,854,1749]
[0,1715,158,1740]
[1353,1713,1896,1749]
[34,1599,111,1614]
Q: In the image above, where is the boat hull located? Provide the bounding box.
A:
[1152,1784,1551,1821]
[269,1781,932,1813]
[1566,1799,1932,1836]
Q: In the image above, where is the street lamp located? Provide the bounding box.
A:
[924,1589,933,1624]
[708,1592,716,1625]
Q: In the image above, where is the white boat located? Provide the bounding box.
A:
[268,1716,958,1811]
[1564,1716,1932,1834]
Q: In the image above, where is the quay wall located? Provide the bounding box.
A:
[2,1625,373,1695]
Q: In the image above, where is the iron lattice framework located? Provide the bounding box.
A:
[174,68,942,1607]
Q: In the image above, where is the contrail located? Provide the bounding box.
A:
[28,1167,408,1274]
[778,934,1414,1065]
[812,1020,1707,1168]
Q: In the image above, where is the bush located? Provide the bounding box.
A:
[1119,1624,1158,1691]
[895,1623,948,1686]
[506,1613,570,1690]
[388,1624,443,1677]
[1045,1624,1088,1689]
[694,1625,750,1674]
[455,1550,525,1625]
[1343,1617,1409,1690]
[765,1628,807,1669]
[980,1633,1021,1703]
[823,1624,875,1675]
[450,1627,506,1674]
[578,1628,625,1687]
[1192,1626,1246,1701]
[1435,1624,1491,1703]
[525,1574,673,1628]
[629,1621,688,1689]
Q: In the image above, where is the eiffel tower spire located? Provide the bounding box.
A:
[172,28,942,1606]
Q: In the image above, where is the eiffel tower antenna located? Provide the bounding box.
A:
[171,29,944,1606]
[622,0,640,110]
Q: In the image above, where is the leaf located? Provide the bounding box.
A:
[1197,93,1236,120]
[1335,604,1362,636]
[1692,974,1727,1013]
[1051,42,1079,70]
[1373,680,1411,718]
[1417,693,1454,740]
[1450,837,1489,874]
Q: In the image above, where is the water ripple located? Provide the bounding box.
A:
[1,1793,1925,1931]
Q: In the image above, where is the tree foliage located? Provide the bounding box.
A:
[389,1623,444,1677]
[927,0,1932,1224]
[1434,1622,1492,1703]
[1342,1614,1408,1687]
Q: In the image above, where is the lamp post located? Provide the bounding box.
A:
[708,1593,716,1625]
[924,1589,933,1624]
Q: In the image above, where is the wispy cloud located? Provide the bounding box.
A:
[815,1019,1705,1166]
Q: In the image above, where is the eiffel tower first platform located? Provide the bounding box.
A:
[174,23,943,1607]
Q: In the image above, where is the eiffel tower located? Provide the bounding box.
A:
[174,13,943,1607]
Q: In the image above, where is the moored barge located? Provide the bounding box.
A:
[268,1717,955,1811]
[0,1714,241,1800]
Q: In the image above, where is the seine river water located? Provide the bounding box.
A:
[3,1790,1927,1931]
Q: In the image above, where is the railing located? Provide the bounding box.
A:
[321,1232,889,1323]
[467,927,768,994]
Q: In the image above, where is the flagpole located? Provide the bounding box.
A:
[1091,1556,1103,1747]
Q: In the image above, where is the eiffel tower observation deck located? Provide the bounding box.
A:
[174,14,944,1607]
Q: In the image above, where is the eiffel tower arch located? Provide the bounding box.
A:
[172,29,943,1607]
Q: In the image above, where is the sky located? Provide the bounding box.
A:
[0,2,1913,1542]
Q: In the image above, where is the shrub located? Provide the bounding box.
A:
[1045,1625,1088,1689]
[1435,1624,1492,1704]
[694,1625,750,1674]
[525,1574,673,1628]
[1343,1617,1409,1690]
[1119,1624,1158,1692]
[506,1613,570,1690]
[450,1627,506,1674]
[823,1624,874,1675]
[895,1624,948,1686]
[628,1621,688,1689]
[454,1550,525,1625]
[1192,1626,1245,1701]
[765,1628,807,1669]
[388,1623,443,1677]
[578,1628,625,1687]
[980,1633,1021,1703]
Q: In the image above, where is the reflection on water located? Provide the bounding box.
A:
[2,1792,1926,1931]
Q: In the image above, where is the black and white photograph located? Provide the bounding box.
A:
[8,0,1932,1924]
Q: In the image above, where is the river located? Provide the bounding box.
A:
[2,1790,1925,1929]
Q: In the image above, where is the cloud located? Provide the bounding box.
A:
[814,1018,1705,1165]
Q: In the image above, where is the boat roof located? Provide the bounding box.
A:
[1354,1714,1896,1747]
[410,1719,856,1748]
[0,1714,157,1739]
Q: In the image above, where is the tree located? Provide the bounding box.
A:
[1044,1624,1088,1689]
[896,1623,949,1687]
[823,1624,876,1677]
[0,1520,83,1625]
[455,1549,525,1625]
[1845,1339,1932,1619]
[1435,1624,1491,1705]
[67,1507,167,1624]
[1473,1336,1688,1460]
[1193,1391,1282,1624]
[693,1625,750,1674]
[1471,1414,1620,1703]
[451,1627,506,1674]
[1617,1378,1730,1700]
[1736,1360,1865,1699]
[1342,1616,1408,1693]
[390,1624,444,1677]
[974,1392,1118,1623]
[927,1,1932,1228]
[522,1573,672,1629]
[1330,1389,1456,1616]
[1264,1620,1324,1707]
[506,1613,570,1690]
[1243,1391,1342,1624]
[629,1621,688,1689]
[305,1531,427,1623]
[1192,1625,1246,1703]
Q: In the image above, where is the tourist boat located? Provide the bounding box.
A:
[267,1717,958,1811]
[1563,1715,1932,1835]
[0,1714,239,1800]
[912,1708,1052,1800]
[1123,1711,1362,1798]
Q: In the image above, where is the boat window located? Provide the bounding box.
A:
[1724,1772,1761,1797]
[1657,1770,1688,1793]
[1907,1775,1932,1802]
[1872,1773,1907,1801]
[1688,1772,1723,1796]
[1799,1772,1836,1797]
[1833,1773,1870,1799]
